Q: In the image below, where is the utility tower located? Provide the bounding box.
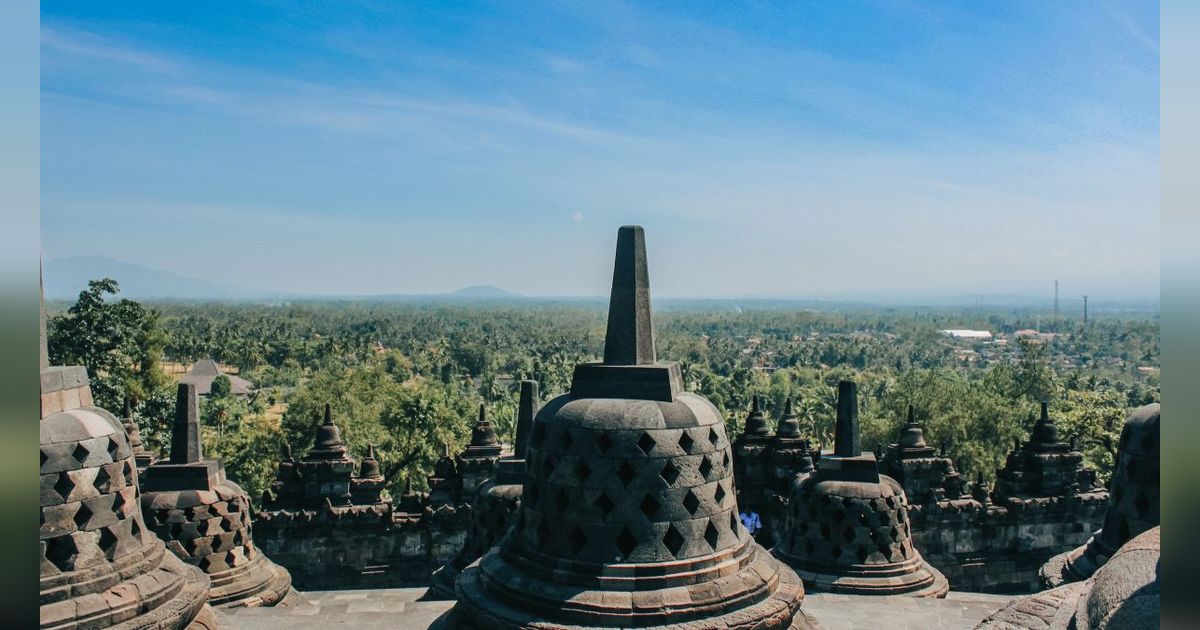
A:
[1083,295,1089,327]
[1054,280,1059,327]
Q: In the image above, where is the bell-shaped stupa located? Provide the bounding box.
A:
[1041,402,1159,587]
[140,383,296,608]
[774,380,948,597]
[429,380,540,600]
[449,226,809,628]
[39,280,215,629]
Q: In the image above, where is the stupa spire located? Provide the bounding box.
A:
[170,383,203,464]
[514,379,538,459]
[602,225,655,365]
[834,380,861,457]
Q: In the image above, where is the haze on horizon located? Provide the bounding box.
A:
[41,2,1159,302]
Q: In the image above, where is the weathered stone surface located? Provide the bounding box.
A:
[141,382,297,609]
[1041,403,1159,588]
[39,352,210,628]
[975,527,1159,629]
[774,380,947,598]
[450,226,807,628]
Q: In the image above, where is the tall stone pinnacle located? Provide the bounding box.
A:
[514,379,539,459]
[324,402,333,425]
[171,382,204,464]
[602,225,656,365]
[834,380,861,458]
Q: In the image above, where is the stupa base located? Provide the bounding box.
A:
[447,545,807,629]
[208,554,297,608]
[427,564,460,601]
[779,554,948,599]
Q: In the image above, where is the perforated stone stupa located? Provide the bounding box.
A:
[140,383,295,608]
[774,380,948,598]
[447,226,810,628]
[1041,402,1160,587]
[39,287,214,629]
[429,380,539,600]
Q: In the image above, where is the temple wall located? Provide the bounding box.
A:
[252,508,470,590]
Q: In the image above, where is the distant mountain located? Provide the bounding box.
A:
[449,285,523,299]
[44,256,267,300]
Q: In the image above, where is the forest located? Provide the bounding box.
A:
[46,279,1160,503]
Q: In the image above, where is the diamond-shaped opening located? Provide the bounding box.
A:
[560,430,574,450]
[900,544,909,558]
[130,519,141,538]
[98,526,118,559]
[659,462,680,485]
[554,489,570,513]
[568,526,587,556]
[678,433,694,453]
[885,496,896,509]
[640,494,660,519]
[594,492,615,519]
[890,526,900,541]
[831,544,842,560]
[72,443,90,463]
[54,473,75,502]
[722,451,730,468]
[93,467,111,493]
[616,526,637,559]
[708,427,720,445]
[880,543,893,560]
[730,512,739,533]
[857,545,869,563]
[184,538,201,554]
[198,556,214,572]
[663,525,685,557]
[637,432,656,455]
[682,489,700,515]
[617,462,637,487]
[596,432,613,454]
[576,461,591,481]
[40,450,47,468]
[699,456,713,478]
[112,490,127,513]
[169,522,183,538]
[45,536,76,571]
[106,437,120,461]
[714,483,726,504]
[226,550,238,566]
[541,454,557,478]
[704,520,720,550]
[73,503,93,530]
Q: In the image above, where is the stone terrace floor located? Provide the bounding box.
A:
[221,587,1017,629]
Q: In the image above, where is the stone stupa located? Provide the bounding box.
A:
[429,380,539,600]
[39,280,215,629]
[448,225,811,628]
[139,383,296,608]
[1041,402,1159,587]
[774,380,948,597]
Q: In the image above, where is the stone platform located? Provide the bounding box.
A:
[220,587,1015,629]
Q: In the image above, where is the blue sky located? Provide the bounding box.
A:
[41,1,1159,300]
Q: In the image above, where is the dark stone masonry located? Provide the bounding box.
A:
[446,225,812,628]
[39,289,215,628]
[139,383,296,609]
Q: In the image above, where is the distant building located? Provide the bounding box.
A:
[942,329,993,340]
[180,357,255,396]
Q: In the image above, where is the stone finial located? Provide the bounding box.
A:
[281,442,293,461]
[602,225,655,366]
[170,383,203,464]
[744,395,770,435]
[514,379,539,459]
[776,397,802,439]
[323,403,333,425]
[834,380,860,458]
